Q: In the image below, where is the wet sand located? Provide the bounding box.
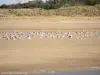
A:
[0,20,100,72]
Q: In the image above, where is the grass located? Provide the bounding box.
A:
[0,5,100,20]
[0,16,100,21]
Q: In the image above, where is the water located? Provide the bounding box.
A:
[1,70,100,75]
[30,70,100,75]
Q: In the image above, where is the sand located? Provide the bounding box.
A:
[0,20,100,30]
[0,20,100,73]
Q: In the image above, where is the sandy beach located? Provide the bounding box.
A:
[0,20,100,29]
[0,20,100,73]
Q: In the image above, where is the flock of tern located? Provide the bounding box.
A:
[0,31,100,40]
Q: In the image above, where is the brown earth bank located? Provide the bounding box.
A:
[0,20,100,72]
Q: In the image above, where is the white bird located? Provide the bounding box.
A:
[27,36,31,40]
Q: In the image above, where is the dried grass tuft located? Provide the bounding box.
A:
[0,5,100,17]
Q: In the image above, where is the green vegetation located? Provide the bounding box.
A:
[0,0,100,9]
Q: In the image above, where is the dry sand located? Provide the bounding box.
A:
[0,20,100,30]
[0,20,100,73]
